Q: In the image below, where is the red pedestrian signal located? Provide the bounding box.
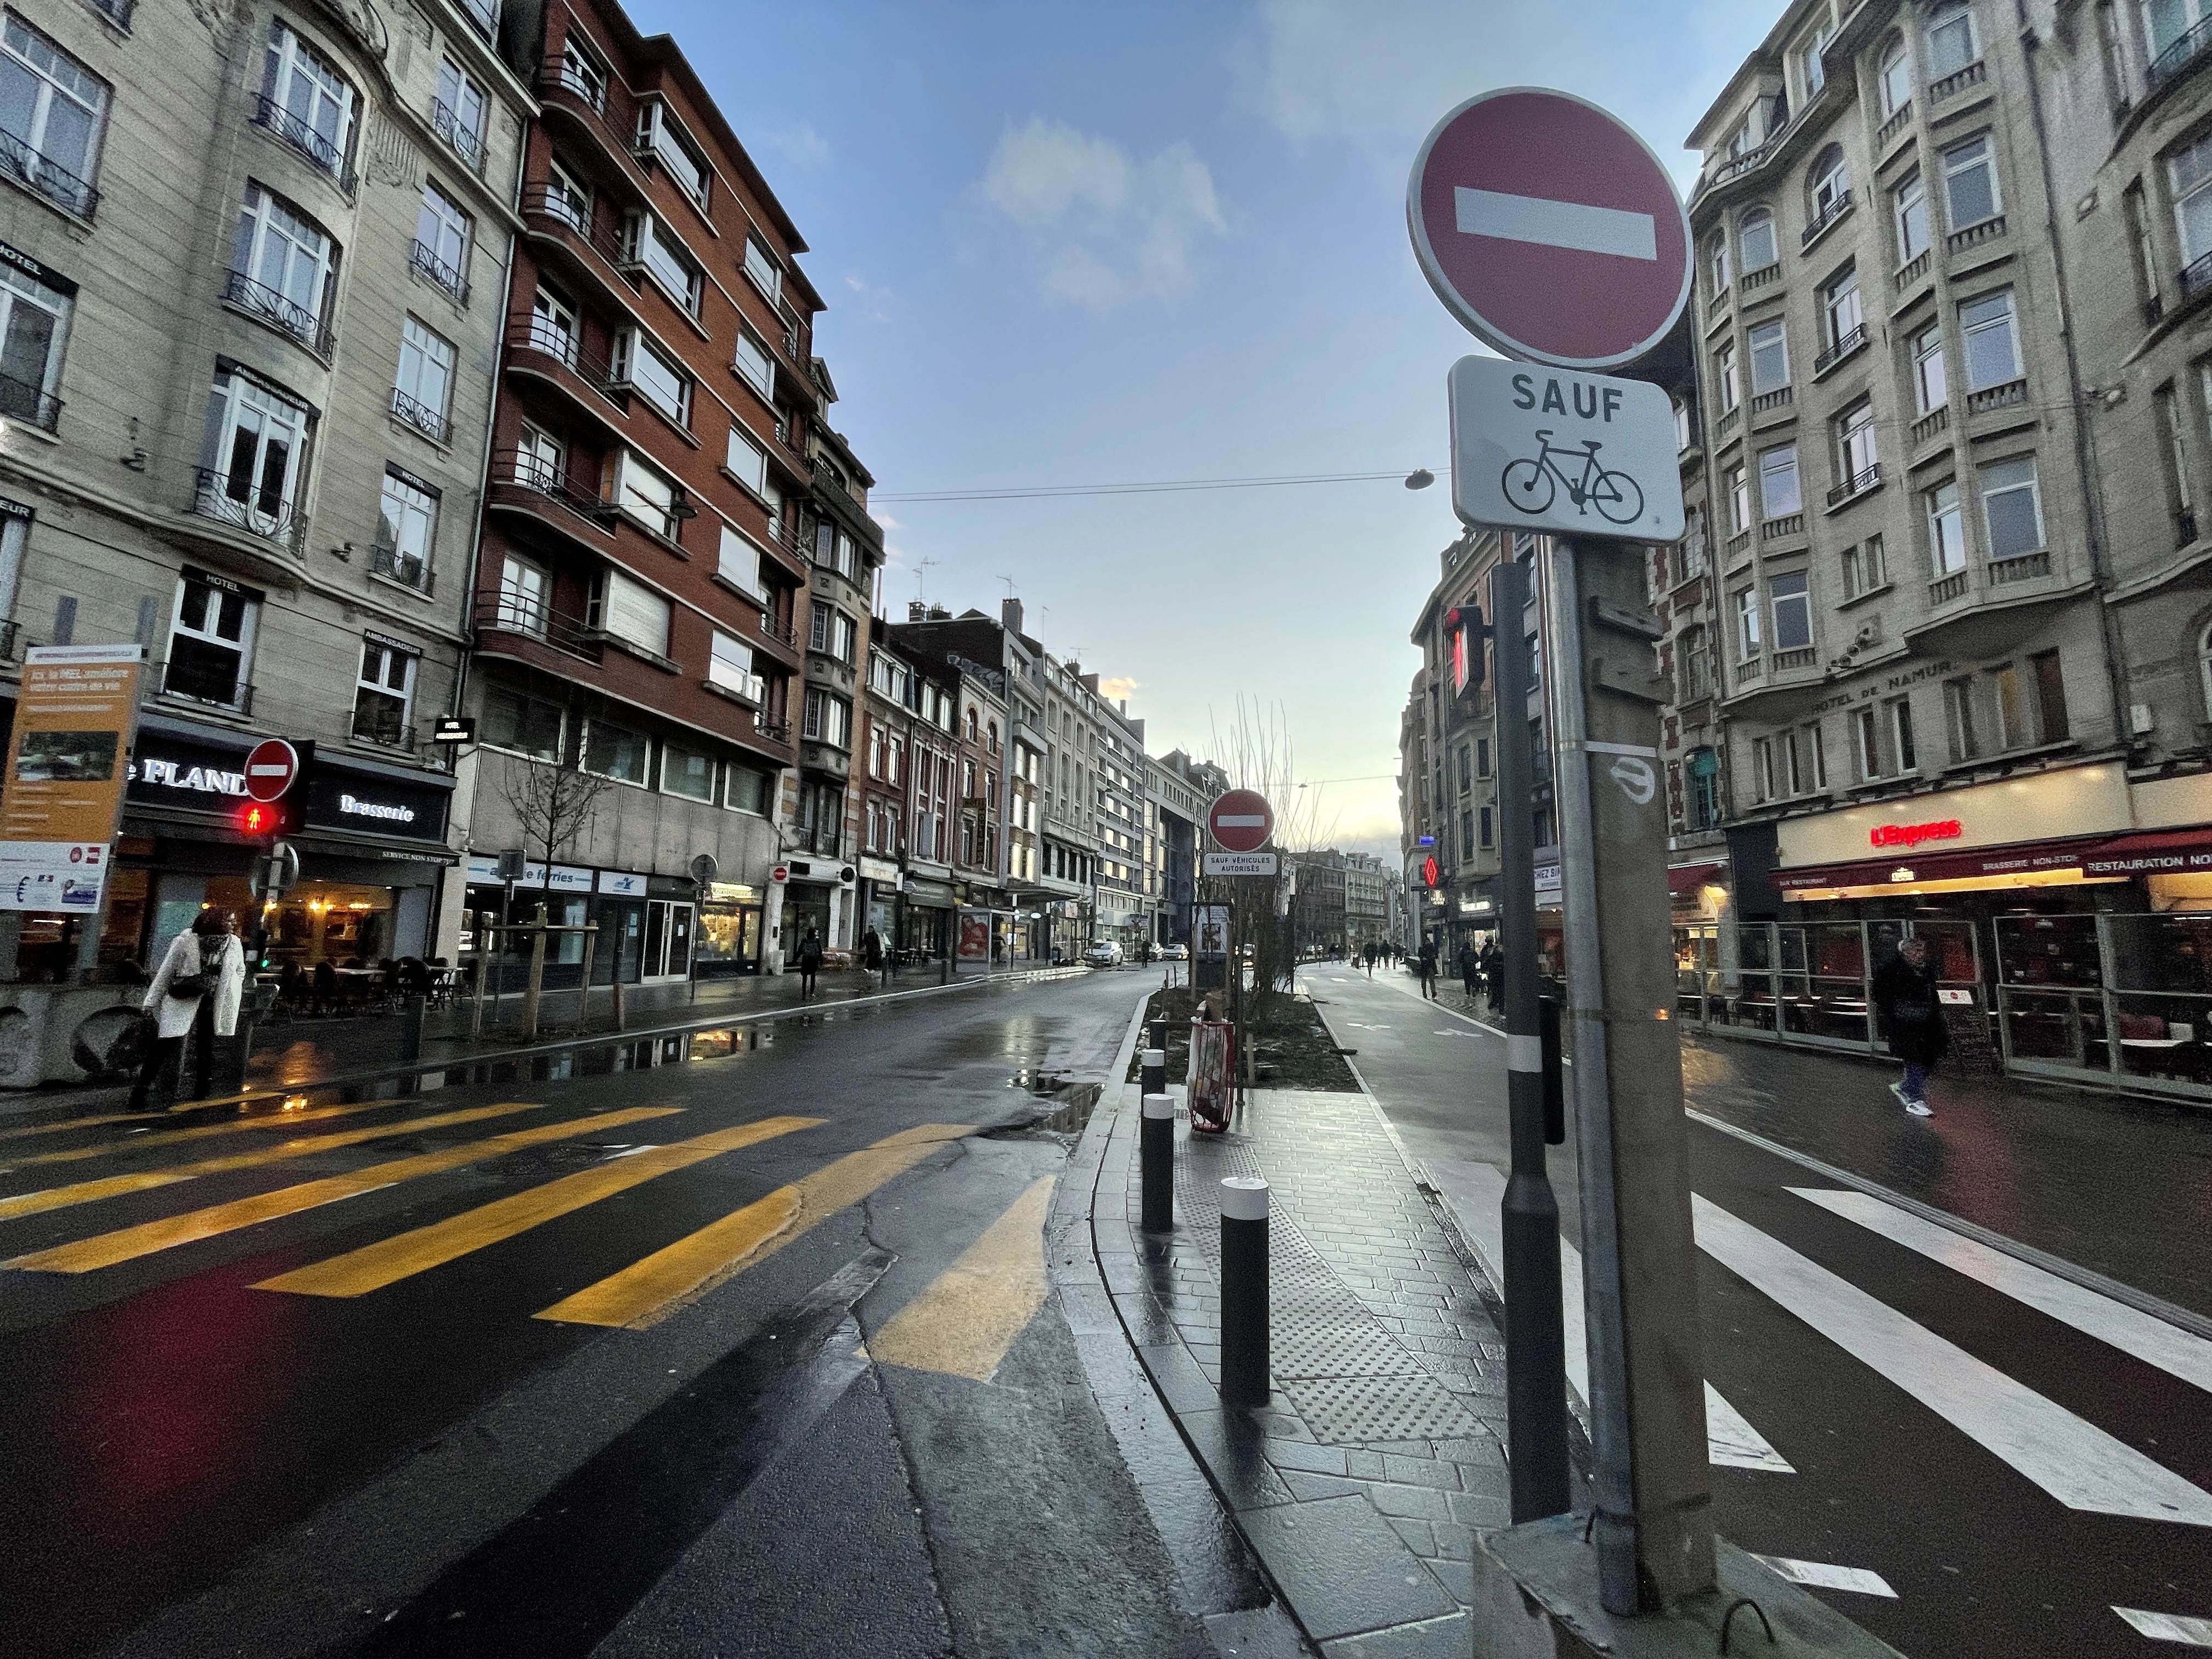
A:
[239,800,277,837]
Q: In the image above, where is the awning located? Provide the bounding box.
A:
[1668,861,1726,897]
[2083,828,2212,876]
[1773,835,2109,891]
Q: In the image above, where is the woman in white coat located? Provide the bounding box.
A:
[128,909,246,1110]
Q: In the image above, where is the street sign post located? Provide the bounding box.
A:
[1203,851,1277,877]
[1407,87,1692,370]
[1206,790,1274,853]
[244,738,301,803]
[1449,356,1683,541]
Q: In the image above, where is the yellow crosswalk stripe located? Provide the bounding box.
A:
[1,1098,416,1172]
[0,1103,545,1223]
[7,1107,682,1274]
[0,1108,171,1145]
[253,1115,823,1299]
[535,1123,975,1330]
[869,1175,1055,1381]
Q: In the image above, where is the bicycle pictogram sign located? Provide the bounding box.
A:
[1498,430,1645,525]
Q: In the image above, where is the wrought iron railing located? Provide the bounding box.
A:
[159,654,255,713]
[430,97,485,172]
[1814,324,1867,376]
[1826,463,1881,506]
[250,94,355,193]
[2151,16,2212,86]
[0,128,99,218]
[487,448,617,530]
[370,542,433,592]
[1801,189,1852,248]
[190,465,302,547]
[391,387,451,443]
[0,369,61,432]
[223,269,334,357]
[410,239,468,303]
[517,183,633,273]
[2181,249,2212,302]
[504,319,618,394]
[472,592,600,657]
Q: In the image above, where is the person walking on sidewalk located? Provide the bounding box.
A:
[1458,940,1480,1000]
[1872,935,1946,1117]
[795,928,823,1000]
[1417,938,1440,1000]
[861,925,886,986]
[129,909,246,1111]
[1481,938,1505,1013]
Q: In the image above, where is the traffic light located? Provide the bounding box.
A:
[234,738,314,841]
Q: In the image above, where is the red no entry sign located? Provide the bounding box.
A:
[1408,87,1691,370]
[1208,790,1274,854]
[244,738,301,803]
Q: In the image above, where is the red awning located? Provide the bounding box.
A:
[2083,828,2212,876]
[1773,835,2109,891]
[1668,861,1726,896]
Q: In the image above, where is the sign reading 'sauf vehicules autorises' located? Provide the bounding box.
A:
[0,644,145,912]
[1448,356,1683,541]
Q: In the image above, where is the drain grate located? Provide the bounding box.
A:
[1277,1372,1486,1444]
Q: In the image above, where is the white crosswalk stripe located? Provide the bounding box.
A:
[2115,1607,2212,1646]
[1750,1556,1896,1598]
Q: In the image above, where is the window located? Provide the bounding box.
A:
[733,329,774,398]
[515,421,565,492]
[559,30,607,109]
[1726,463,1751,534]
[1770,570,1813,648]
[1891,696,1918,770]
[166,571,257,708]
[615,328,689,426]
[199,366,309,530]
[413,183,470,300]
[0,253,69,426]
[1797,19,1835,97]
[2127,180,2163,315]
[613,449,679,539]
[2159,383,2196,527]
[709,629,759,700]
[1681,624,1711,698]
[1895,170,1930,263]
[483,683,561,759]
[1752,736,1775,801]
[375,469,436,589]
[583,718,648,783]
[260,22,353,180]
[1854,706,1882,778]
[1714,342,1739,410]
[2148,0,2212,65]
[1477,735,1492,777]
[0,15,104,216]
[636,100,707,205]
[1740,206,1778,273]
[1708,236,1731,296]
[726,425,768,496]
[1688,747,1721,827]
[1734,586,1760,658]
[432,58,487,171]
[728,764,770,815]
[808,605,855,663]
[230,184,335,347]
[1944,676,1981,760]
[1990,662,2031,749]
[1479,806,1495,849]
[1759,443,1801,518]
[716,525,766,602]
[1912,321,1949,415]
[1880,38,1912,114]
[1979,456,2043,558]
[497,552,548,635]
[1928,480,1966,574]
[1748,320,1788,393]
[1843,533,1888,598]
[2032,650,2069,741]
[1809,145,1848,221]
[628,211,700,314]
[1926,1,1979,77]
[594,567,670,656]
[662,741,714,801]
[1673,399,1692,450]
[1837,399,1878,484]
[2174,132,2212,271]
[393,315,453,440]
[544,154,591,233]
[1821,266,1861,351]
[351,636,417,746]
[803,687,852,748]
[1960,290,2021,390]
[1460,809,1476,861]
[528,285,577,365]
[744,238,783,300]
[1940,135,1999,228]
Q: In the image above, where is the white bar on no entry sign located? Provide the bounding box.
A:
[1215,815,1267,828]
[1455,187,1657,261]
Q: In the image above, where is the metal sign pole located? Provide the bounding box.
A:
[1547,535,1713,1612]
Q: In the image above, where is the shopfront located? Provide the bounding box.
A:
[903,876,953,958]
[697,881,764,978]
[859,856,900,954]
[460,859,707,987]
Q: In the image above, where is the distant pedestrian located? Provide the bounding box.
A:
[1481,939,1504,1012]
[129,909,245,1111]
[862,926,886,985]
[1458,941,1480,999]
[1417,938,1439,1000]
[1872,935,1946,1117]
[796,928,823,999]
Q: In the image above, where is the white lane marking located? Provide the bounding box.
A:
[1427,1159,1792,1472]
[1454,188,1658,261]
[2117,1607,2212,1645]
[1791,1187,2212,1397]
[1693,1194,2212,1525]
[1750,1556,1897,1598]
[1434,1030,1483,1038]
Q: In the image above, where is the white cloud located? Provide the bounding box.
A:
[842,270,896,323]
[1099,675,1141,700]
[970,117,1226,312]
[763,120,831,168]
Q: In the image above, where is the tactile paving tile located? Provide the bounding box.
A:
[1276,1372,1486,1444]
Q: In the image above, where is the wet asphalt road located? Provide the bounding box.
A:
[0,968,1260,1659]
[1303,963,2212,1659]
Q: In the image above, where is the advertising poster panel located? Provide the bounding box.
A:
[956,908,991,962]
[0,645,144,912]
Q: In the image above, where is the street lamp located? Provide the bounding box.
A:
[1404,469,1436,490]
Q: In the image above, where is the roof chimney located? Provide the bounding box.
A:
[907,600,926,623]
[928,604,951,620]
[1002,596,1024,636]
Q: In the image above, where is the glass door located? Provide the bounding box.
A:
[641,899,693,981]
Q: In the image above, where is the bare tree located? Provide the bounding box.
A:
[496,743,614,887]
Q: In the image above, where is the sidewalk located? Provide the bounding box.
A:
[2,960,1091,1121]
[1080,1046,1523,1655]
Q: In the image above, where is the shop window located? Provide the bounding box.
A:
[582,716,648,783]
[166,569,257,708]
[661,740,713,801]
[482,683,562,760]
[351,636,417,746]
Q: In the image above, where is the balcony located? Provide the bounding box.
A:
[1771,646,1819,672]
[0,128,98,219]
[1910,405,1950,448]
[1875,100,1913,151]
[2152,16,2212,86]
[1725,528,1753,563]
[1965,377,2028,416]
[0,369,61,433]
[158,653,255,715]
[409,239,469,304]
[391,386,451,444]
[1740,261,1782,295]
[369,542,433,594]
[1801,189,1853,251]
[503,319,625,428]
[484,448,618,545]
[1751,385,1793,416]
[810,458,884,546]
[472,593,601,662]
[1929,570,1970,605]
[1761,512,1805,541]
[517,184,641,311]
[250,94,355,195]
[454,0,497,42]
[1813,324,1867,377]
[1946,215,2006,256]
[1826,462,1882,507]
[190,466,302,550]
[1928,60,1988,104]
[1989,550,2052,585]
[2181,250,2212,303]
[1894,249,1932,293]
[222,269,334,359]
[430,98,486,173]
[535,57,645,185]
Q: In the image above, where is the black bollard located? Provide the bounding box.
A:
[400,994,426,1064]
[1141,1045,1165,1097]
[1140,1093,1174,1232]
[1148,1015,1166,1053]
[1218,1176,1270,1406]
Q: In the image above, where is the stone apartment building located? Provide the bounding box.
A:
[1342,851,1391,952]
[1148,747,1215,947]
[0,0,527,980]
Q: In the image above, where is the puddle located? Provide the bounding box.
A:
[982,1080,1103,1139]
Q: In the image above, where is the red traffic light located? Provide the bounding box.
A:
[239,801,275,836]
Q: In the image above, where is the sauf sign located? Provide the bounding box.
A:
[1448,357,1682,540]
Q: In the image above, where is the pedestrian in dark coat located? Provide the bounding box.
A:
[1481,940,1505,1012]
[1871,936,1948,1116]
[1458,942,1480,999]
[861,927,887,985]
[795,928,823,999]
[1417,939,1440,1000]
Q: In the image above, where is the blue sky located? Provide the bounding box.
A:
[639,0,1780,854]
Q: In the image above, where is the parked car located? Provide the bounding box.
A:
[1082,941,1125,967]
[1160,943,1189,960]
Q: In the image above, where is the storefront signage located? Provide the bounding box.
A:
[1869,819,1962,850]
[905,877,956,909]
[1776,763,2129,871]
[860,856,900,886]
[0,645,145,912]
[1808,659,1955,718]
[304,763,450,844]
[132,750,247,799]
[597,870,647,896]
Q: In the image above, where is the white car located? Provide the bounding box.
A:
[1160,943,1189,960]
[1082,941,1124,967]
